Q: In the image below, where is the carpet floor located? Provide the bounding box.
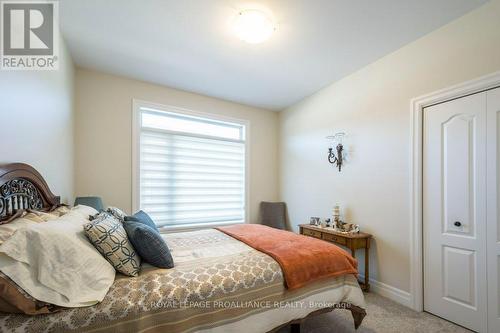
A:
[276,292,473,333]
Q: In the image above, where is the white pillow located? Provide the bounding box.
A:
[0,205,96,246]
[0,209,116,307]
[0,218,34,245]
[71,204,100,219]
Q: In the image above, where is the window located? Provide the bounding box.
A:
[133,101,248,230]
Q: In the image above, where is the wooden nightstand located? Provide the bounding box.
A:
[299,224,372,292]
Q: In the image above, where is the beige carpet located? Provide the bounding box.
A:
[276,293,473,333]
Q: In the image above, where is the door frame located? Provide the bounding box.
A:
[409,71,500,312]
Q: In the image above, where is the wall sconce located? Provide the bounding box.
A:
[327,132,345,172]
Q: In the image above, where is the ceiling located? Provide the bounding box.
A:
[59,0,488,110]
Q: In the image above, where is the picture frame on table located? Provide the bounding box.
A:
[309,217,320,225]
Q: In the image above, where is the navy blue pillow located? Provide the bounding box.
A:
[125,210,158,232]
[122,221,174,269]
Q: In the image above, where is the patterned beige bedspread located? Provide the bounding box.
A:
[0,229,366,333]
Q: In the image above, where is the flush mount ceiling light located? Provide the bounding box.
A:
[232,10,276,44]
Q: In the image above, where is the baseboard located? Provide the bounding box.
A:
[359,275,412,309]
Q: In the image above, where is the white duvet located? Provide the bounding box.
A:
[0,205,116,307]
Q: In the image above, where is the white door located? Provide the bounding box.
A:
[487,87,500,333]
[423,92,488,332]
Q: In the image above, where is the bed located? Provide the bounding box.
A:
[0,163,366,333]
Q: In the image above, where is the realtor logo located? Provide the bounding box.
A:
[1,0,59,70]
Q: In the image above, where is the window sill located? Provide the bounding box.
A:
[158,220,246,234]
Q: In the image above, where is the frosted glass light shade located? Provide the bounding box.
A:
[232,10,275,44]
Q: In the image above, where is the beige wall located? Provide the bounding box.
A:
[75,69,279,220]
[0,37,75,204]
[3,0,494,302]
[279,0,500,294]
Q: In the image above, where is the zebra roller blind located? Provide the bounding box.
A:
[138,107,246,229]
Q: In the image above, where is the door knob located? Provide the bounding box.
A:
[454,221,462,227]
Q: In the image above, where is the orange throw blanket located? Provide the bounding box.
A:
[216,224,358,290]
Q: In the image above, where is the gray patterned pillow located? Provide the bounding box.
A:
[84,212,141,277]
[106,207,127,221]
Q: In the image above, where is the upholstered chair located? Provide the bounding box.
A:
[259,201,287,230]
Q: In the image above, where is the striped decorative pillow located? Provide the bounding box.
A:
[84,213,141,277]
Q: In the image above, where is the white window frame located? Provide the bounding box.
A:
[132,99,250,233]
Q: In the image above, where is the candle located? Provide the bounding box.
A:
[333,205,341,231]
[333,205,340,218]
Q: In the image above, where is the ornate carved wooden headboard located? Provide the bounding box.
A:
[0,163,60,221]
